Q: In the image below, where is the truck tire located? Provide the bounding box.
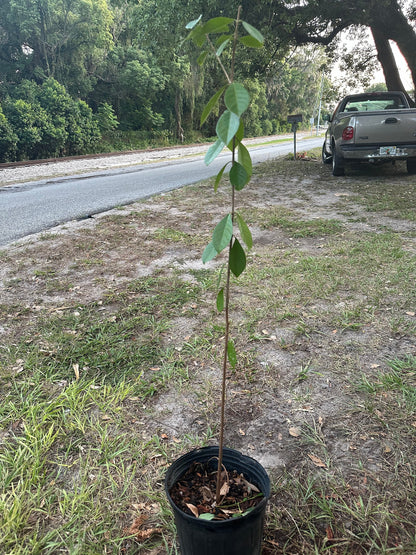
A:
[332,146,345,176]
[407,158,416,175]
[322,143,332,165]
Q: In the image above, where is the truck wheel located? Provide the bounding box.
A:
[407,158,416,175]
[322,143,332,165]
[332,146,345,176]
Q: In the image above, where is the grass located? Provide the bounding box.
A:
[1,152,416,553]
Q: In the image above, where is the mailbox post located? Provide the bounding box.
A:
[287,114,303,159]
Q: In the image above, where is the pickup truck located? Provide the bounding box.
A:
[322,91,416,175]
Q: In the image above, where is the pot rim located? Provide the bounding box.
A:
[165,445,270,526]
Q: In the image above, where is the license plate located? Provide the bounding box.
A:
[380,146,397,156]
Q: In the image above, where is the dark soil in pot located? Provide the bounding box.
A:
[165,446,270,555]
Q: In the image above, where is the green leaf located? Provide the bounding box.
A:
[201,85,227,125]
[205,138,225,165]
[188,25,206,47]
[229,237,246,277]
[216,288,224,312]
[229,162,249,191]
[225,83,250,116]
[238,142,252,178]
[197,51,209,66]
[202,241,218,263]
[215,34,232,47]
[227,339,237,368]
[186,15,202,29]
[216,110,240,145]
[199,513,216,521]
[236,213,253,250]
[216,38,231,57]
[203,17,234,34]
[212,214,233,253]
[227,121,244,150]
[238,35,263,48]
[214,163,229,192]
[241,21,264,44]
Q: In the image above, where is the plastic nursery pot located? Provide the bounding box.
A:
[165,446,270,555]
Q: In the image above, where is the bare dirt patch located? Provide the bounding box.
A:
[1,153,415,553]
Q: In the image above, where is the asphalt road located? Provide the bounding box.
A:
[0,137,323,246]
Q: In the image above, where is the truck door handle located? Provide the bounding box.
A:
[385,117,398,124]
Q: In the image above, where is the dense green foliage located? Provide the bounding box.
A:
[0,0,336,162]
[6,0,414,161]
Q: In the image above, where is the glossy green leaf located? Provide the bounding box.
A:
[225,83,250,116]
[215,34,232,47]
[237,141,252,177]
[199,512,216,521]
[214,163,229,192]
[227,121,244,150]
[241,21,264,44]
[203,17,234,34]
[188,25,206,47]
[229,237,246,277]
[216,288,224,312]
[205,138,225,165]
[239,35,263,48]
[186,15,202,29]
[202,241,218,264]
[227,339,237,368]
[201,85,227,125]
[216,38,231,57]
[216,110,240,145]
[197,51,209,66]
[230,161,249,191]
[212,214,233,253]
[236,213,252,250]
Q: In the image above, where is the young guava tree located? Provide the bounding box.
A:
[186,7,264,505]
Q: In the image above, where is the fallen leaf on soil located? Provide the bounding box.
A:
[124,514,162,541]
[220,481,230,496]
[405,311,415,316]
[185,503,199,518]
[241,478,260,493]
[160,433,168,439]
[289,426,301,437]
[326,525,334,539]
[308,454,327,468]
[73,363,80,380]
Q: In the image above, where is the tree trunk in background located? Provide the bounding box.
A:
[371,26,415,106]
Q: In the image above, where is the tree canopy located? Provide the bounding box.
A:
[0,0,414,161]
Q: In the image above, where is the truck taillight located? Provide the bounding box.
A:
[342,126,354,140]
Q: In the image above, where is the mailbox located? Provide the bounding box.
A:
[287,114,303,123]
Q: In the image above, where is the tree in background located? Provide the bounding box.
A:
[265,0,416,103]
[0,0,114,97]
[0,79,100,161]
[6,0,414,160]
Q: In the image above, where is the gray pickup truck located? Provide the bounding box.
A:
[322,91,416,176]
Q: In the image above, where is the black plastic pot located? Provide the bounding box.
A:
[165,446,270,555]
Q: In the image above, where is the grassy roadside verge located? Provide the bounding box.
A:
[1,150,415,553]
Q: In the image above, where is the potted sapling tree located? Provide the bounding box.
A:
[165,9,270,555]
